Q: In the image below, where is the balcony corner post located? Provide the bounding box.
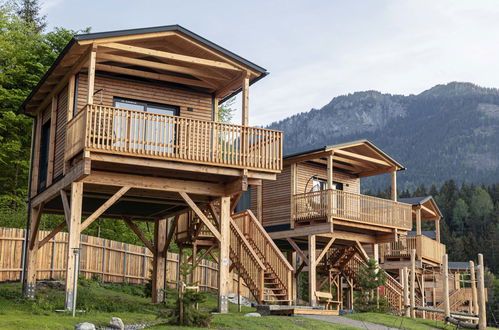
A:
[327,152,334,224]
[87,45,97,105]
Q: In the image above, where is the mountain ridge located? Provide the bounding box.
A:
[266,82,499,191]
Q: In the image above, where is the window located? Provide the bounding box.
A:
[113,98,179,153]
[312,177,343,191]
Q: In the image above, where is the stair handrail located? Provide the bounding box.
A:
[229,218,266,270]
[239,209,294,271]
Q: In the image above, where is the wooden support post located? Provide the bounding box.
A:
[152,218,167,303]
[349,279,354,309]
[237,271,242,312]
[65,182,83,310]
[213,97,219,121]
[477,254,487,330]
[416,207,422,236]
[256,185,263,221]
[470,261,478,316]
[308,234,317,307]
[327,153,334,224]
[288,251,297,304]
[87,49,96,104]
[391,170,397,201]
[403,267,410,317]
[241,75,249,126]
[435,219,441,243]
[290,163,297,229]
[191,244,197,284]
[443,254,450,321]
[421,273,426,319]
[218,196,231,313]
[410,249,416,318]
[24,205,43,298]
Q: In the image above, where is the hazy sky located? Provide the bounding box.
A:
[41,0,499,126]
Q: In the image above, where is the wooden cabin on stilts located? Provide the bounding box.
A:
[20,25,289,313]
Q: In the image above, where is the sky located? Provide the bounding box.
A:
[40,0,499,126]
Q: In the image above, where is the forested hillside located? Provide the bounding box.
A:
[268,82,499,192]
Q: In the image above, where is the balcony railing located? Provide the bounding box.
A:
[292,189,412,230]
[65,104,283,172]
[384,235,446,264]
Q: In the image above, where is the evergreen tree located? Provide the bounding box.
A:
[15,0,46,31]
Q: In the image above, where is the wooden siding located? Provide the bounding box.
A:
[296,162,360,195]
[76,74,213,121]
[53,87,68,179]
[253,166,291,227]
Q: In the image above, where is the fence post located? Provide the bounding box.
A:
[50,237,56,280]
[410,249,416,318]
[477,254,487,330]
[101,239,106,282]
[443,254,450,322]
[123,243,128,283]
[142,247,147,284]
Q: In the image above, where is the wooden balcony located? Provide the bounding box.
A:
[384,234,446,264]
[292,189,412,230]
[66,104,282,173]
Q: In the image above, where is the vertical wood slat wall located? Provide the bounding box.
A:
[0,227,249,297]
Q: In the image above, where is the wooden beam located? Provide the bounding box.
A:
[179,192,221,241]
[101,42,241,71]
[152,218,167,303]
[416,206,422,235]
[225,177,248,196]
[65,181,82,310]
[477,254,486,330]
[218,196,231,313]
[333,149,390,166]
[165,215,179,253]
[60,190,71,227]
[124,218,155,253]
[354,240,369,261]
[287,238,310,266]
[83,171,225,196]
[78,31,176,45]
[28,204,43,250]
[89,153,277,181]
[308,234,317,306]
[95,63,215,89]
[315,237,335,264]
[31,157,91,208]
[31,47,91,115]
[242,75,249,126]
[38,220,66,248]
[80,186,130,232]
[96,53,226,81]
[391,170,397,201]
[87,49,96,104]
[410,249,416,318]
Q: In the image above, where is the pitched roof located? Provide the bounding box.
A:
[448,262,471,270]
[407,231,437,240]
[399,196,443,219]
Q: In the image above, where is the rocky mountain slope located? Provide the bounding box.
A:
[267,82,499,191]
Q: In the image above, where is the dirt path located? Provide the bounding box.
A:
[299,315,402,330]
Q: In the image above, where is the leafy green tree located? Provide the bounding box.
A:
[218,97,235,123]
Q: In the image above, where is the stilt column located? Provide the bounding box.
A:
[24,205,43,298]
[65,181,83,310]
[218,196,231,313]
[308,234,317,306]
[152,218,167,303]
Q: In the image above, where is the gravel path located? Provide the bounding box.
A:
[298,315,402,330]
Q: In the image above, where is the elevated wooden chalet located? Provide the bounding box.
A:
[21,25,286,313]
[249,140,414,309]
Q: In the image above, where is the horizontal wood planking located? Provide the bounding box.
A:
[0,227,249,297]
[253,166,291,227]
[76,74,213,121]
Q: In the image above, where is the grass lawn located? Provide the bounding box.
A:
[345,312,498,330]
[0,281,352,330]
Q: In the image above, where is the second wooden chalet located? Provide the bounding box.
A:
[249,140,414,309]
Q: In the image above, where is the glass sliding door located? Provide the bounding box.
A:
[113,98,178,154]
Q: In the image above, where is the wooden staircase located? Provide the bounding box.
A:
[326,246,421,312]
[184,207,293,304]
[231,210,294,304]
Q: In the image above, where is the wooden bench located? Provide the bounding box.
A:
[315,291,340,311]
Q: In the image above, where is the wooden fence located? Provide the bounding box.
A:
[0,227,249,297]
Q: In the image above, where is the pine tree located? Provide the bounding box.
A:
[16,0,46,31]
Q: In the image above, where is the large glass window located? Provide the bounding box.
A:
[113,98,179,153]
